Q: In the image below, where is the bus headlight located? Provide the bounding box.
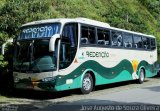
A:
[14,77,20,83]
[42,77,55,82]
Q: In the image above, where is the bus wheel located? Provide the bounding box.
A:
[138,69,145,84]
[81,73,93,94]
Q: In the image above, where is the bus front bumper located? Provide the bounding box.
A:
[14,80,56,91]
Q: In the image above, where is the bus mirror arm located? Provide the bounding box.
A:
[49,34,61,52]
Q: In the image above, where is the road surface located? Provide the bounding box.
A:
[0,76,160,111]
[34,78,160,111]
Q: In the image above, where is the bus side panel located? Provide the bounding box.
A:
[53,46,157,92]
[54,76,81,91]
[53,59,134,91]
[53,60,157,92]
[95,70,133,86]
[137,60,157,78]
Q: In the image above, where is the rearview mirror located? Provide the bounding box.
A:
[49,34,60,52]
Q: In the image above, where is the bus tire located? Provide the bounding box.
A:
[138,68,145,84]
[81,73,93,94]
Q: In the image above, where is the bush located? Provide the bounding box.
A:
[0,55,7,68]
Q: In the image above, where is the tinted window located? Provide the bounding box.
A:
[60,23,78,69]
[142,37,150,50]
[62,23,78,47]
[150,38,156,50]
[123,33,133,48]
[111,31,123,47]
[97,28,110,46]
[133,35,143,48]
[81,26,96,44]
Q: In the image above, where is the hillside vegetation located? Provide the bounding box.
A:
[0,0,160,53]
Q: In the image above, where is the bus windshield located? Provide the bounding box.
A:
[13,23,60,73]
[13,39,57,73]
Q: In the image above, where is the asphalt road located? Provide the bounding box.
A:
[1,76,160,111]
[64,83,160,105]
[34,78,160,111]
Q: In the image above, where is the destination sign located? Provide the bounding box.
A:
[19,23,60,40]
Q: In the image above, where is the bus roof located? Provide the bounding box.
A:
[22,17,110,27]
[22,18,155,38]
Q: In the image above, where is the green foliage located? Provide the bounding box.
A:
[139,0,160,45]
[0,32,9,45]
[0,55,8,68]
[0,0,52,38]
[158,54,160,63]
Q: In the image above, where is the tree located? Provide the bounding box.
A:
[0,0,52,40]
[0,0,53,69]
[0,55,7,68]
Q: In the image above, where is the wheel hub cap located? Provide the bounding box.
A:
[83,77,91,90]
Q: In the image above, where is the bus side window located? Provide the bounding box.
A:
[97,29,105,45]
[151,38,156,50]
[81,26,89,44]
[104,30,110,45]
[123,33,133,48]
[133,35,143,49]
[111,31,123,47]
[142,37,150,50]
[81,26,96,44]
[97,28,110,46]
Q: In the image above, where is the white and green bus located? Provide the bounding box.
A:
[13,18,157,94]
